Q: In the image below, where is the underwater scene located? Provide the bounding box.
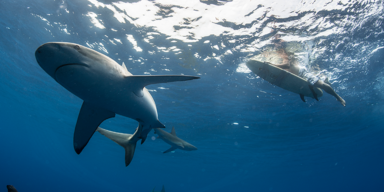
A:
[1,0,384,191]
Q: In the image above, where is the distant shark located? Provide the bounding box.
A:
[152,185,166,192]
[7,185,18,192]
[35,42,199,166]
[154,127,197,153]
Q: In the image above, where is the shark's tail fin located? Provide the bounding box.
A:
[97,125,142,167]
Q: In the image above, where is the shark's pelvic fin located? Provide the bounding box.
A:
[308,84,319,101]
[125,75,200,97]
[163,146,177,153]
[97,126,142,167]
[141,120,165,144]
[141,135,147,145]
[74,102,115,154]
[300,94,306,102]
[170,127,176,136]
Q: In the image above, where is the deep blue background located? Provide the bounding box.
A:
[1,0,384,191]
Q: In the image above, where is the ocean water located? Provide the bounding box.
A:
[1,0,384,191]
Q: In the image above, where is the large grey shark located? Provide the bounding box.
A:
[154,127,197,153]
[35,42,199,165]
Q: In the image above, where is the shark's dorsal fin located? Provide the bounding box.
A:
[161,185,166,192]
[170,127,176,136]
[125,75,199,97]
[121,62,130,76]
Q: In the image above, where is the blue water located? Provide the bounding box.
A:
[1,0,384,191]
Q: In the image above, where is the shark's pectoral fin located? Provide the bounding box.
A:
[161,185,166,192]
[163,146,177,153]
[127,75,200,86]
[126,75,200,97]
[300,94,306,102]
[175,142,185,148]
[74,102,115,154]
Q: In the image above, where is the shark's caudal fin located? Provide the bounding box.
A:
[97,125,142,167]
[74,102,115,154]
[125,75,200,97]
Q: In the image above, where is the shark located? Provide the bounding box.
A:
[152,185,166,192]
[7,185,18,192]
[154,127,197,153]
[35,42,199,166]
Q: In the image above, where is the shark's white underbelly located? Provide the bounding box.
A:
[55,64,158,124]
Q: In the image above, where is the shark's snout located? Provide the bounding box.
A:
[189,145,198,151]
[35,42,60,55]
[35,43,71,78]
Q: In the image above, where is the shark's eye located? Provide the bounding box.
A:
[74,45,80,50]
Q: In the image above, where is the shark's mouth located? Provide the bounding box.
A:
[54,63,89,85]
[54,63,88,76]
[53,63,93,99]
